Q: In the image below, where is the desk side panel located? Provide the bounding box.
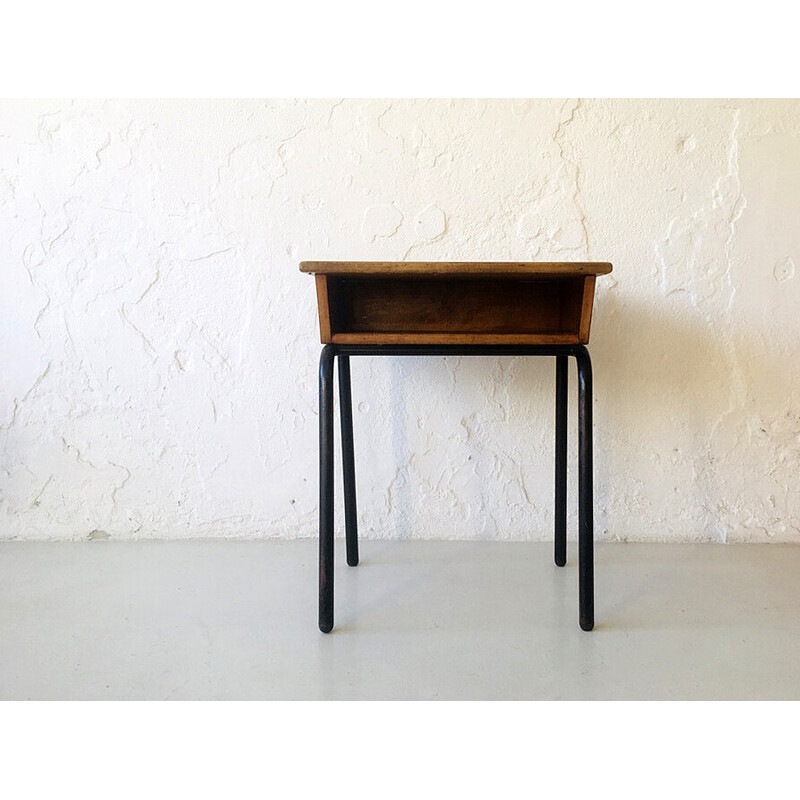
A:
[578,276,596,344]
[315,274,333,342]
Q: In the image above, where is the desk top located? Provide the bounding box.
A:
[300,261,612,277]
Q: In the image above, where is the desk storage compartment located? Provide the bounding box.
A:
[315,274,596,345]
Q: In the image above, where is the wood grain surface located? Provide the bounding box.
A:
[300,261,613,276]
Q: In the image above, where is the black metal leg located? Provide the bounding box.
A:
[554,355,568,567]
[338,355,359,567]
[314,343,597,633]
[319,345,336,633]
[575,345,594,631]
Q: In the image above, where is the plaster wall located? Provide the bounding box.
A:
[2,98,799,542]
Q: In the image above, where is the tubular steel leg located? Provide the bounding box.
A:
[338,355,359,567]
[575,346,594,631]
[314,343,597,633]
[319,345,336,633]
[554,356,568,567]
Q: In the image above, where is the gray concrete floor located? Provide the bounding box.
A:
[1,540,799,700]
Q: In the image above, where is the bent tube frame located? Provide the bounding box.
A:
[318,343,594,633]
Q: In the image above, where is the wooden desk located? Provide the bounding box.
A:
[301,261,613,632]
[302,261,611,345]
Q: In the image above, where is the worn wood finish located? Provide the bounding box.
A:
[314,275,332,342]
[301,261,612,345]
[301,261,613,277]
[578,276,596,343]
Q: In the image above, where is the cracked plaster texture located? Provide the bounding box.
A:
[1,98,799,543]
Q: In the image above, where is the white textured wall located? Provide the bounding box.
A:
[2,98,799,543]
